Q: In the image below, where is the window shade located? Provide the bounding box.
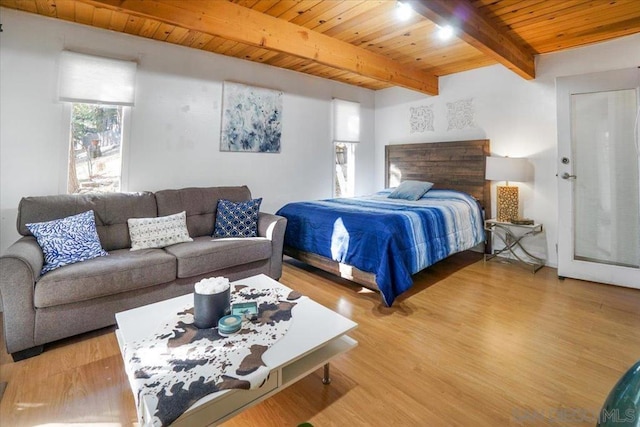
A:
[333,99,360,143]
[58,51,137,106]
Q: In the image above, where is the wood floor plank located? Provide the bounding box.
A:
[1,252,638,426]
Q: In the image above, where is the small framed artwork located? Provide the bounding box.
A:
[220,81,283,153]
[231,301,258,320]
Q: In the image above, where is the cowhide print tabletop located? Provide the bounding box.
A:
[122,285,304,426]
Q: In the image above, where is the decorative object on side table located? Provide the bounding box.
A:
[193,277,231,329]
[485,156,532,222]
[510,218,534,225]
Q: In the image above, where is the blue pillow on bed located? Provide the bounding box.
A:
[388,180,434,201]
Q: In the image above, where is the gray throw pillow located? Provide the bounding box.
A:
[388,180,434,201]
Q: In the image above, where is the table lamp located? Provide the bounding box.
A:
[485,156,530,222]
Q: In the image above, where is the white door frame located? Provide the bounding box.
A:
[556,67,640,288]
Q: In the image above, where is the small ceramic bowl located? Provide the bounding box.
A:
[217,315,242,334]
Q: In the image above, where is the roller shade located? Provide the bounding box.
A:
[58,51,136,105]
[333,98,360,143]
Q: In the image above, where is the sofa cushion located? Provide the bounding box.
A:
[155,186,252,238]
[34,248,176,308]
[214,198,262,238]
[128,211,193,250]
[164,235,272,278]
[26,210,108,274]
[18,192,158,251]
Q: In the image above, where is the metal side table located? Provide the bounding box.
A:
[484,219,545,273]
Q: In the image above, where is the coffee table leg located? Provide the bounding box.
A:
[322,363,331,385]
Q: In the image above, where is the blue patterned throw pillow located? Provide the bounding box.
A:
[26,210,108,275]
[214,198,262,238]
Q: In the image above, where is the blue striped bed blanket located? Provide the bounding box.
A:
[276,189,485,306]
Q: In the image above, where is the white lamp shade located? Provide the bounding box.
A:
[333,99,360,143]
[485,156,531,182]
[58,51,137,106]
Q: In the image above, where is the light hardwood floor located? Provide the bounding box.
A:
[1,253,639,426]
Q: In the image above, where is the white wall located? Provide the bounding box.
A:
[374,33,640,267]
[0,8,376,254]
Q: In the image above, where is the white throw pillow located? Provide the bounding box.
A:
[128,211,193,251]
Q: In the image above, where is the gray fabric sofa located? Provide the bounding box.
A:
[0,186,287,361]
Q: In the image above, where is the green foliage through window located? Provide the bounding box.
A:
[68,103,124,194]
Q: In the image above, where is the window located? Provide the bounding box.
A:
[58,51,136,194]
[68,103,125,193]
[332,99,360,197]
[335,142,356,197]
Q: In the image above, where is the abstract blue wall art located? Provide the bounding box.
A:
[220,82,283,153]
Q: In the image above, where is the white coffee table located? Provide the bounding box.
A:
[115,274,358,426]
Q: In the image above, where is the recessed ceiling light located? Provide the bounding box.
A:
[437,24,455,40]
[396,1,413,21]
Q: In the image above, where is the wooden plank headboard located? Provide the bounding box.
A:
[384,139,491,219]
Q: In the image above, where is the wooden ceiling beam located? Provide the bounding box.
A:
[83,0,440,95]
[406,0,535,79]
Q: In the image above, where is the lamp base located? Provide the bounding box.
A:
[496,186,518,222]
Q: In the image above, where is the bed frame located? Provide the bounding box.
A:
[284,139,491,291]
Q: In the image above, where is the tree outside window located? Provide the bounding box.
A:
[68,103,124,194]
[332,99,360,198]
[335,142,356,197]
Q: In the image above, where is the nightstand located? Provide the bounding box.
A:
[484,219,545,273]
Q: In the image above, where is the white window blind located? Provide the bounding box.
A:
[58,51,137,106]
[333,99,360,143]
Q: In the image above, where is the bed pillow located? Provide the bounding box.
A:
[127,211,192,251]
[26,210,108,275]
[388,180,434,201]
[214,198,262,238]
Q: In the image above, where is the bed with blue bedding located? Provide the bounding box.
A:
[276,189,485,306]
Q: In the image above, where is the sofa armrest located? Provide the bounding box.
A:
[0,236,43,354]
[257,212,287,280]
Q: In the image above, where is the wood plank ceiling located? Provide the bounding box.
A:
[1,0,639,95]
